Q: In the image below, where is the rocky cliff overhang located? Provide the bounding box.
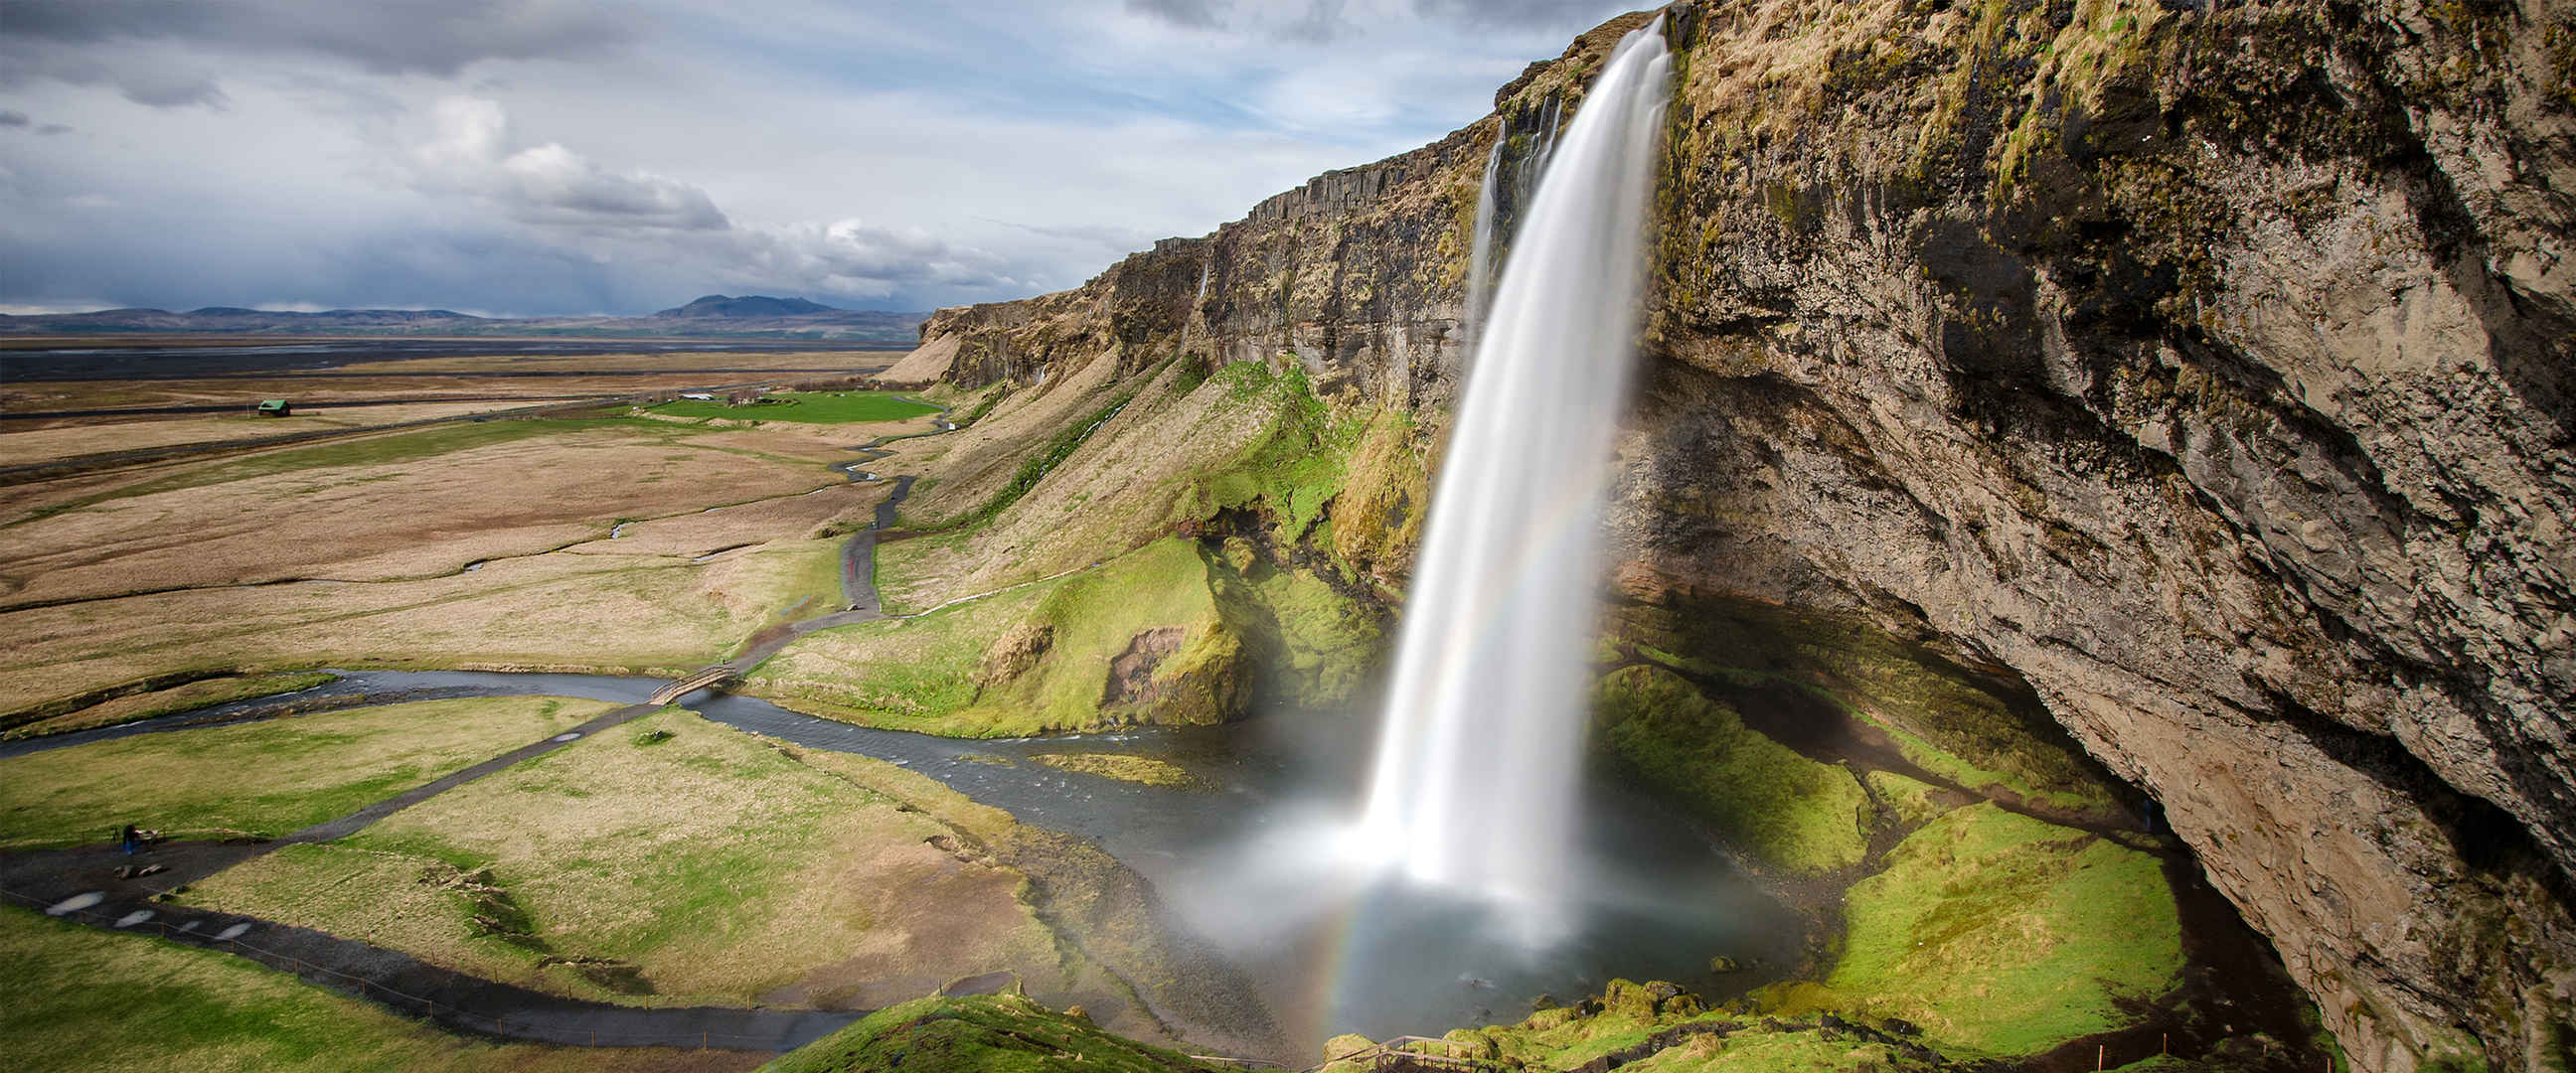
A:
[889,2,2575,1068]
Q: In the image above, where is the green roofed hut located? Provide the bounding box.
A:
[255,399,291,417]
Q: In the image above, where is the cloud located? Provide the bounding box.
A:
[1124,0,1224,30]
[0,47,226,107]
[413,96,725,230]
[0,0,633,76]
[0,0,632,108]
[0,1,1644,315]
[0,109,75,135]
[1408,0,1621,30]
[1120,0,1355,41]
[713,220,1021,298]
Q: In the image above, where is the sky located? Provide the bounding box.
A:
[0,0,1641,317]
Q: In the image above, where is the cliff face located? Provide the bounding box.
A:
[896,1,2574,1069]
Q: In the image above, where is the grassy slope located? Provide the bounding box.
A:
[749,538,1240,736]
[760,995,1220,1073]
[187,708,1075,1008]
[1798,804,2183,1056]
[769,361,1407,737]
[0,695,613,848]
[649,391,940,423]
[1595,665,1871,875]
[0,905,741,1073]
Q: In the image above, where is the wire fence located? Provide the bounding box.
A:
[2,883,823,1051]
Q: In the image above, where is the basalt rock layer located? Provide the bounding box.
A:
[896,1,2574,1069]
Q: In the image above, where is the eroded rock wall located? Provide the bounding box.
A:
[898,1,2574,1068]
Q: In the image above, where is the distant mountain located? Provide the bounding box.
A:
[0,298,928,343]
[655,294,838,318]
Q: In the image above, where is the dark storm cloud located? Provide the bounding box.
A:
[1124,0,1225,30]
[0,110,74,134]
[0,0,635,105]
[0,0,634,75]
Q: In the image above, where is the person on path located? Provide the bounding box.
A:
[118,824,138,855]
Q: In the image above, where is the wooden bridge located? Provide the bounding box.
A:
[649,667,735,706]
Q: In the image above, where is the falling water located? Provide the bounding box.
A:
[1463,137,1505,342]
[1356,18,1671,931]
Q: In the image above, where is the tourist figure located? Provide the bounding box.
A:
[118,824,139,855]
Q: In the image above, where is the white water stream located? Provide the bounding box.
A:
[1357,18,1672,932]
[1463,137,1505,343]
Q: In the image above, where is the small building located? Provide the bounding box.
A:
[255,399,291,417]
[679,392,716,400]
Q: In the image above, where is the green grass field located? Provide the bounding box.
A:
[1594,665,1872,875]
[0,906,739,1073]
[187,707,1076,1008]
[0,696,615,849]
[1794,803,2183,1056]
[649,392,940,424]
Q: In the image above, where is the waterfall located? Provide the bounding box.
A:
[1356,18,1671,927]
[1462,136,1505,343]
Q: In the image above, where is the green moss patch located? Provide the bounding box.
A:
[1594,665,1870,875]
[1815,804,2183,1056]
[1032,754,1212,791]
[1608,596,2122,822]
[1207,544,1383,709]
[762,994,1221,1073]
[0,695,612,849]
[1865,770,1955,831]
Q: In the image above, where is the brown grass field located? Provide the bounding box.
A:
[0,347,919,719]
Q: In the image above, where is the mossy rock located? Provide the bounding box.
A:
[1594,665,1872,874]
[761,994,1222,1073]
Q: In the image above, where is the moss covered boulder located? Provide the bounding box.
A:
[761,994,1230,1073]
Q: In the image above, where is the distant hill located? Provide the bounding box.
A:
[0,297,927,343]
[655,294,839,318]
